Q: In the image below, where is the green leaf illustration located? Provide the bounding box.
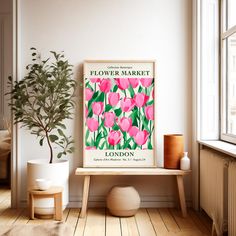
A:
[112,124,120,131]
[113,85,118,92]
[138,85,143,93]
[86,141,90,146]
[96,92,105,102]
[102,126,108,136]
[85,81,90,86]
[87,109,93,118]
[148,142,153,149]
[141,116,150,132]
[100,141,106,149]
[105,104,112,112]
[114,108,122,117]
[91,91,99,100]
[128,86,135,98]
[129,109,138,121]
[123,138,132,149]
[86,83,93,90]
[133,118,138,127]
[95,132,103,147]
[146,100,154,105]
[132,142,138,149]
[91,139,95,146]
[85,129,90,141]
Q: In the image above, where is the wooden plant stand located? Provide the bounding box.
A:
[28,186,63,221]
[75,168,191,218]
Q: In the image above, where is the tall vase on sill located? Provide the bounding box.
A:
[164,134,184,169]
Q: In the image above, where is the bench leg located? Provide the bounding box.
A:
[176,175,187,218]
[80,175,91,218]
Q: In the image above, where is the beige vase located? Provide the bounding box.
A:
[106,185,140,217]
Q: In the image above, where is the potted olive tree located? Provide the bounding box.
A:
[9,48,76,215]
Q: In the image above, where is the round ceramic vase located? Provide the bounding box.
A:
[106,185,140,217]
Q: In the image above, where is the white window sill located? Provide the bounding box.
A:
[198,140,236,159]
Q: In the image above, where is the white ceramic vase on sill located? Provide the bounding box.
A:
[27,159,69,215]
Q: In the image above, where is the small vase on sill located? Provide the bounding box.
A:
[180,152,190,170]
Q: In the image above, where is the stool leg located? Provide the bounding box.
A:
[29,193,34,219]
[54,192,62,221]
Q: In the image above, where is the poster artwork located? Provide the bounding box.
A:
[84,61,156,167]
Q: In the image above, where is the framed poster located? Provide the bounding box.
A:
[83,60,156,167]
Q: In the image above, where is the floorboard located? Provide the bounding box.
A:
[83,208,106,236]
[148,208,168,235]
[106,210,121,236]
[135,208,156,236]
[159,208,180,233]
[120,215,139,236]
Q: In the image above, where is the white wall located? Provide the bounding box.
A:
[17,0,192,207]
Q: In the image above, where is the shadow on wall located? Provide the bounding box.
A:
[69,63,84,201]
[73,63,84,168]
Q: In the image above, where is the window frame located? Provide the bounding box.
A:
[220,0,236,143]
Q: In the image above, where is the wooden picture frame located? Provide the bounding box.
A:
[83,60,156,167]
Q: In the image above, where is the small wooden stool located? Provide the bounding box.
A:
[28,186,63,221]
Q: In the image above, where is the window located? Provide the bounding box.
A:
[221,0,236,143]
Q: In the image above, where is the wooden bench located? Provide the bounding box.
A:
[75,168,191,218]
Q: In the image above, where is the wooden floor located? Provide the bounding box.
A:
[0,188,213,236]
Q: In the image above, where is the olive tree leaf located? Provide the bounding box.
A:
[49,135,59,142]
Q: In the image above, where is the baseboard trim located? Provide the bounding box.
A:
[20,195,192,208]
[68,196,192,208]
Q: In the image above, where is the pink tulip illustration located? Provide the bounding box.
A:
[134,130,149,146]
[92,102,104,116]
[118,117,132,132]
[145,105,154,120]
[120,98,135,112]
[129,126,139,137]
[99,79,112,93]
[85,88,94,101]
[104,112,116,128]
[140,78,153,87]
[85,146,96,150]
[134,93,149,107]
[128,78,139,88]
[108,92,120,106]
[108,130,122,146]
[115,78,130,90]
[86,118,99,132]
[90,78,101,83]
